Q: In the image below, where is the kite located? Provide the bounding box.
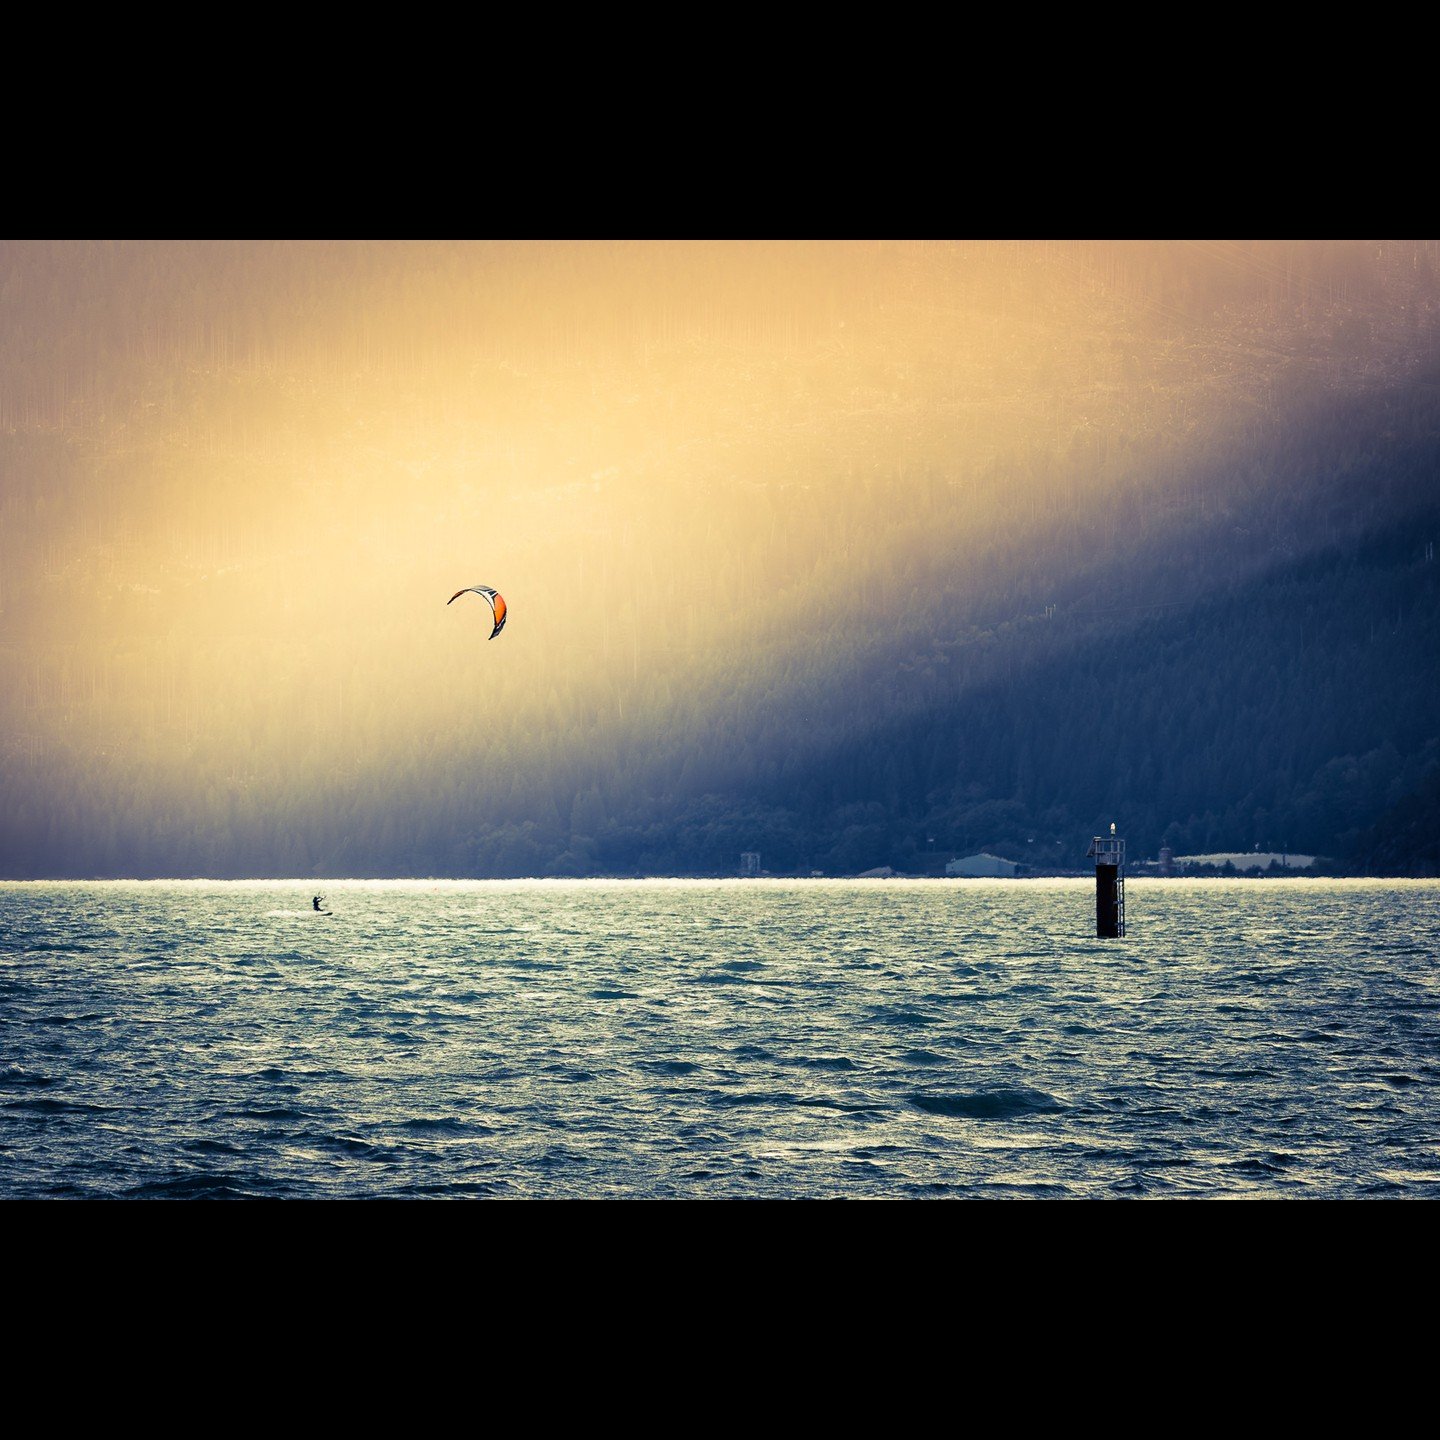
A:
[447,584,507,640]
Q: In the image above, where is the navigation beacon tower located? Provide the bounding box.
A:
[1087,823,1126,938]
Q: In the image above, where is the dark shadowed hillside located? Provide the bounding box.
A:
[2,240,1439,876]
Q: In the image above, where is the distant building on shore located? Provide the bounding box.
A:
[739,852,760,877]
[1171,851,1316,873]
[946,852,1024,878]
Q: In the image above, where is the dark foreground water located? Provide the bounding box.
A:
[2,878,1438,1199]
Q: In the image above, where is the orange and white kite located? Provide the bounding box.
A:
[447,584,507,640]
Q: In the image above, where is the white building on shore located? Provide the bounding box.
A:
[1171,851,1316,872]
[945,852,1024,878]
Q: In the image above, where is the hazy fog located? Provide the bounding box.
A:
[4,240,1436,875]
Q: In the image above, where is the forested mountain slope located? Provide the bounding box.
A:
[2,241,1438,876]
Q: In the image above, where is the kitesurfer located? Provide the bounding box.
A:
[312,895,325,912]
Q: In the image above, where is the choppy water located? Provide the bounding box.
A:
[2,878,1438,1199]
